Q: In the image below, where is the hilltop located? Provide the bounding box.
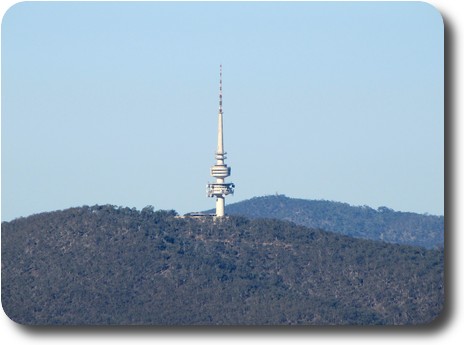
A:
[209,195,444,249]
[2,205,443,325]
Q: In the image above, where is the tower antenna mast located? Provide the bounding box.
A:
[207,65,235,217]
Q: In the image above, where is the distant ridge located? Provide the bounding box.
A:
[206,195,444,249]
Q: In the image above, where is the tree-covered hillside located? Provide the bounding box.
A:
[2,205,444,325]
[213,195,444,249]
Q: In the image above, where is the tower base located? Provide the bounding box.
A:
[216,197,225,217]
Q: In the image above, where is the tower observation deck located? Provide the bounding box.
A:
[207,65,235,217]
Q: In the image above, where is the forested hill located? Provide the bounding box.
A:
[214,195,444,249]
[2,205,443,325]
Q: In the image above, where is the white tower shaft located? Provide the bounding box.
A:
[207,65,235,217]
[217,110,224,158]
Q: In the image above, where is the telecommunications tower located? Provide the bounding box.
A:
[207,65,235,217]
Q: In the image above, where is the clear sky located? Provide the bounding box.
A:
[1,1,444,221]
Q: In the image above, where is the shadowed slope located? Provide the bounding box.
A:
[2,205,444,325]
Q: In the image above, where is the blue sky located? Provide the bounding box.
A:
[1,1,444,220]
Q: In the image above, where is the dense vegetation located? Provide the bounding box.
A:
[2,205,443,325]
[211,195,444,249]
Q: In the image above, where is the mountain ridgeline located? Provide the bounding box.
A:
[210,195,444,249]
[2,205,443,325]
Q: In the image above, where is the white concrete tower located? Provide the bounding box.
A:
[207,65,235,217]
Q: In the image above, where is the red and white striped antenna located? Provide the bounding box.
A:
[219,64,223,113]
